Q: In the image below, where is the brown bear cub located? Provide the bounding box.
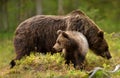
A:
[53,30,89,69]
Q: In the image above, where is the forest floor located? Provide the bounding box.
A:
[0,33,120,78]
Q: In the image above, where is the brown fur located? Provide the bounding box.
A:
[10,10,111,68]
[53,30,89,69]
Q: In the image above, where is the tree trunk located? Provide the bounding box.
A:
[36,0,42,15]
[18,0,24,22]
[0,0,8,31]
[0,1,3,31]
[58,0,64,15]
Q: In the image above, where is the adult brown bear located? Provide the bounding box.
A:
[10,10,112,68]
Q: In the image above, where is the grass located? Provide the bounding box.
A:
[0,32,120,78]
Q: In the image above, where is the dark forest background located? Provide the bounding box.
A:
[0,0,120,33]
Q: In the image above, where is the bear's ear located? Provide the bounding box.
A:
[57,30,63,35]
[62,32,69,39]
[70,10,85,16]
[98,30,104,38]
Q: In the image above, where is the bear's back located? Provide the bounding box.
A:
[66,31,89,55]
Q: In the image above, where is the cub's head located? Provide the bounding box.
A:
[91,31,112,59]
[53,30,71,52]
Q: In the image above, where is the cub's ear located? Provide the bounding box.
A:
[98,30,104,38]
[57,30,63,35]
[62,32,69,39]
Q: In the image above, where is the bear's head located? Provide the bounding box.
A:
[53,30,77,52]
[91,31,112,59]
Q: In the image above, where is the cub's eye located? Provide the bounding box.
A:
[57,41,61,45]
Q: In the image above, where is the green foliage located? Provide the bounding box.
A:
[42,0,58,15]
[111,70,120,78]
[1,53,87,78]
[103,63,110,70]
[90,70,111,78]
[79,7,120,33]
[0,33,14,69]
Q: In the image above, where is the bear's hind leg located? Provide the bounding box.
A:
[10,36,31,68]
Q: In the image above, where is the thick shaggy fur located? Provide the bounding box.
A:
[10,10,111,68]
[53,30,89,69]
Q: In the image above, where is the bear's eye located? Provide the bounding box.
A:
[105,47,108,51]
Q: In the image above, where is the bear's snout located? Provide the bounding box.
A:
[53,44,62,52]
[105,51,112,59]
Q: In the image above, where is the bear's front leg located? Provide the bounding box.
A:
[74,52,85,70]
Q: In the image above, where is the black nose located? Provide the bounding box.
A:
[105,51,112,59]
[107,55,112,59]
[52,47,56,52]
